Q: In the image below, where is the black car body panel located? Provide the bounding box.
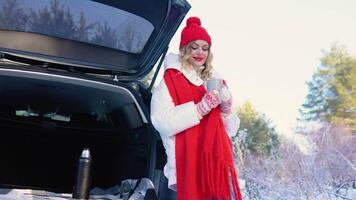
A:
[0,0,190,199]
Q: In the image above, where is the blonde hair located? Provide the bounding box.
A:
[179,42,213,81]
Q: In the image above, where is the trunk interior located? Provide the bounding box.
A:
[0,119,150,192]
[0,68,154,193]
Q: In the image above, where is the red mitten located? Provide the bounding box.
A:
[196,90,221,117]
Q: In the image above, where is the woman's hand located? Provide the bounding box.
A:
[219,85,233,115]
[196,90,221,117]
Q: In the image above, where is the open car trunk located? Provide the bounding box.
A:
[0,67,156,195]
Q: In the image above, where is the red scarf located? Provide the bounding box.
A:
[164,69,242,200]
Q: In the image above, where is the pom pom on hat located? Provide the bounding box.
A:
[186,17,201,26]
[179,16,211,49]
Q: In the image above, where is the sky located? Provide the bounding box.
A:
[165,0,356,137]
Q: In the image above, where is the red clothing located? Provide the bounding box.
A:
[164,69,242,200]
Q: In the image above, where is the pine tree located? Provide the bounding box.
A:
[0,0,28,30]
[28,0,77,40]
[92,21,118,49]
[300,45,356,133]
[237,101,279,155]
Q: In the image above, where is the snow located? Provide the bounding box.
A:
[235,125,356,200]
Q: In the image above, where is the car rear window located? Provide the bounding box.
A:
[0,0,154,53]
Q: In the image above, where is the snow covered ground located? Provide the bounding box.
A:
[235,126,356,200]
[239,181,356,200]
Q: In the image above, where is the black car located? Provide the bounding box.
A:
[0,0,190,199]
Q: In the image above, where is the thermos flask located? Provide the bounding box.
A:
[72,148,92,199]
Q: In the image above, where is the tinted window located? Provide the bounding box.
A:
[0,0,154,53]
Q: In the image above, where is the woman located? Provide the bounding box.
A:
[150,16,243,200]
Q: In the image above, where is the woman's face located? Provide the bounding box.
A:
[187,40,210,68]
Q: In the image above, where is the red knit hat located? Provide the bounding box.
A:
[179,17,211,49]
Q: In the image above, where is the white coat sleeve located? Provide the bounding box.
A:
[150,79,201,137]
[222,112,240,138]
